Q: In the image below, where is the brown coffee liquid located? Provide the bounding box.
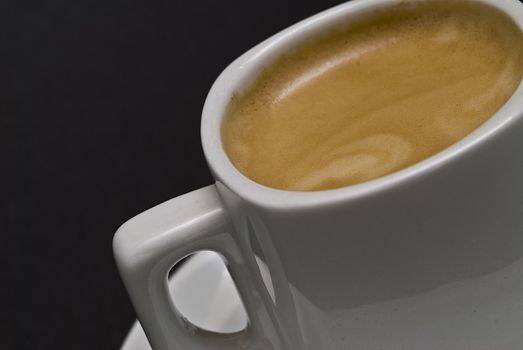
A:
[221,0,523,191]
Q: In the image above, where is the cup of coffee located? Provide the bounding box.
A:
[114,0,523,349]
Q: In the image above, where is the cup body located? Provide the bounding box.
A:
[200,0,523,348]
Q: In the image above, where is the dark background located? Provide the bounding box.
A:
[2,0,346,349]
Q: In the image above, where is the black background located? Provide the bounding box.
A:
[3,0,345,349]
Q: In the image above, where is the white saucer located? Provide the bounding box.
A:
[120,251,248,350]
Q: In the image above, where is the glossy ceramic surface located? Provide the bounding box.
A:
[114,0,523,349]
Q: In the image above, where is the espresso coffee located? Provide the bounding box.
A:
[222,0,523,191]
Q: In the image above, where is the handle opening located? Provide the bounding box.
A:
[168,250,249,334]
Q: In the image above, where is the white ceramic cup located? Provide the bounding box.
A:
[113,0,523,349]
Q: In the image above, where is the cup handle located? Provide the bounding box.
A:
[113,185,280,350]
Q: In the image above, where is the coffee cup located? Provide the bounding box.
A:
[113,0,523,349]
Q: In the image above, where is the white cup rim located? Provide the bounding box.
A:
[201,0,523,210]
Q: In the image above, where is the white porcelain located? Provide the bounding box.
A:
[113,0,523,349]
[120,252,247,350]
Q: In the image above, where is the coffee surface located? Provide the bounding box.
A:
[222,0,523,191]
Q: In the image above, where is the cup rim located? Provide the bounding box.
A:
[201,0,523,210]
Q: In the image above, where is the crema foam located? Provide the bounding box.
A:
[222,0,523,191]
